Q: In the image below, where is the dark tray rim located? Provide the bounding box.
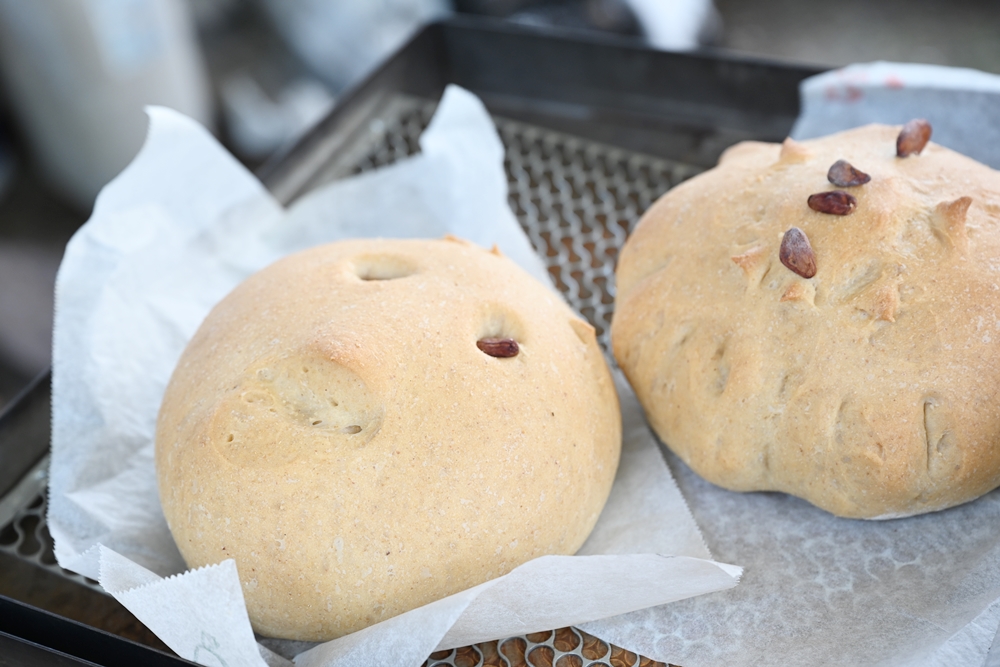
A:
[258,14,824,202]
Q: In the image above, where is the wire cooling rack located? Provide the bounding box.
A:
[0,96,703,667]
[347,100,700,352]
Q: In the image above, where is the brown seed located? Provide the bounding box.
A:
[807,190,857,216]
[897,118,932,157]
[477,337,519,358]
[827,159,871,187]
[779,227,817,279]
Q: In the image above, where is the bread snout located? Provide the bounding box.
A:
[156,237,621,640]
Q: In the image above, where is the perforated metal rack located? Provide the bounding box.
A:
[0,373,101,593]
[425,627,663,667]
[344,98,699,350]
[1,471,57,569]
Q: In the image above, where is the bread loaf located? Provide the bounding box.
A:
[612,123,1000,519]
[156,237,620,640]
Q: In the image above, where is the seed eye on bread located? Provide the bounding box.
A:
[807,190,858,215]
[779,227,817,279]
[897,118,932,157]
[477,337,519,357]
[827,159,871,187]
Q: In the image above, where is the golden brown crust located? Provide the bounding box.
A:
[611,124,1000,519]
[156,238,620,640]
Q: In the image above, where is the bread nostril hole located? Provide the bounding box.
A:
[218,356,385,466]
[353,254,417,281]
[477,337,520,358]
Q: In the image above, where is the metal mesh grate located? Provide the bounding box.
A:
[499,120,698,350]
[349,102,701,351]
[425,627,668,667]
[0,482,98,589]
[0,100,701,665]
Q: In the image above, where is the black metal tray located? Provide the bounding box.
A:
[0,15,821,666]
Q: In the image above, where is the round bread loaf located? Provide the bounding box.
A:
[612,124,1000,519]
[156,237,620,640]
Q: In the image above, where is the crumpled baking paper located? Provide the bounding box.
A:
[48,85,740,667]
[791,61,1000,169]
[583,453,1000,667]
[577,62,1000,667]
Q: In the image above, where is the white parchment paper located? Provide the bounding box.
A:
[579,63,1000,667]
[584,455,1000,667]
[49,67,1000,667]
[48,85,740,667]
[791,61,1000,169]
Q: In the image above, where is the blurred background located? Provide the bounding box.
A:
[0,0,998,410]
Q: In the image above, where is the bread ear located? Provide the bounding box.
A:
[442,233,472,245]
[931,196,972,254]
[872,282,901,322]
[569,318,597,345]
[777,137,813,164]
[731,245,771,286]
